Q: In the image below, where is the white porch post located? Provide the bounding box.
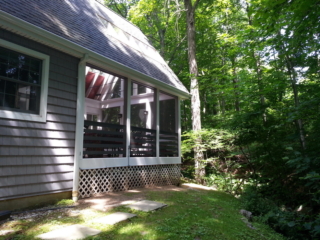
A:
[132,82,137,95]
[155,88,160,159]
[72,54,88,201]
[126,78,132,165]
[145,102,151,129]
[120,80,124,125]
[177,97,181,158]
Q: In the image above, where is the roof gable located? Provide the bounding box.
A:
[0,0,188,94]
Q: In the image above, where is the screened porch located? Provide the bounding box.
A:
[80,66,180,168]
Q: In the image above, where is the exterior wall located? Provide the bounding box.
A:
[78,164,181,198]
[0,29,78,202]
[0,192,72,211]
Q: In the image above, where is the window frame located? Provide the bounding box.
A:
[0,39,49,122]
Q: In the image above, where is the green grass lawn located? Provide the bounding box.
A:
[0,187,285,240]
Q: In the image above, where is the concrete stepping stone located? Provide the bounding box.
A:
[92,212,136,225]
[0,230,15,236]
[181,183,216,191]
[36,224,101,240]
[129,200,167,212]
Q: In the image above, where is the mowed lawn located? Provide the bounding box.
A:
[0,186,285,240]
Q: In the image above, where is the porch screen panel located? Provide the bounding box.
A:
[83,67,126,158]
[130,82,156,157]
[159,92,178,157]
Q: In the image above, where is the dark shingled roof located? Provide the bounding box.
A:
[0,0,188,93]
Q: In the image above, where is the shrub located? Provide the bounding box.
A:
[240,185,278,216]
[240,186,320,239]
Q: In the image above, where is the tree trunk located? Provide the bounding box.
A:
[277,32,307,151]
[221,97,226,115]
[285,55,307,150]
[245,1,266,122]
[158,28,166,57]
[231,59,240,112]
[184,0,204,183]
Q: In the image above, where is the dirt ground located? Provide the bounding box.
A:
[0,185,187,235]
[77,185,187,211]
[1,184,213,225]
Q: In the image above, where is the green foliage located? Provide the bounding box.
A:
[240,186,278,216]
[205,173,255,196]
[240,186,320,239]
[121,0,320,239]
[181,128,235,157]
[103,0,138,18]
[55,199,74,206]
[181,165,195,179]
[182,129,256,195]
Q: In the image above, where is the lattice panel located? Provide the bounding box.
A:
[79,164,180,198]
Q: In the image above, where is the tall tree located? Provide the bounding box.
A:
[129,0,178,58]
[103,0,138,18]
[184,0,205,183]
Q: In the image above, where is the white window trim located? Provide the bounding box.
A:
[0,39,49,122]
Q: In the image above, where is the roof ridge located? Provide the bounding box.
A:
[94,0,141,32]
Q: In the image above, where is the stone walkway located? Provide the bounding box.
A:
[36,200,167,240]
[92,212,136,225]
[129,200,167,212]
[36,224,101,240]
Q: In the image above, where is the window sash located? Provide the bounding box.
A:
[0,39,49,122]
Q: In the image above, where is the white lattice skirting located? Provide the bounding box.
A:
[79,164,181,198]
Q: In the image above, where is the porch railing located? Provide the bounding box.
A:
[83,121,177,158]
[159,131,178,157]
[83,120,125,158]
[130,126,156,157]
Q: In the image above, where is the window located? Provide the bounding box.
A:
[0,40,49,122]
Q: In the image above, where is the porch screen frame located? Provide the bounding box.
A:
[129,88,180,166]
[80,66,128,169]
[79,66,181,169]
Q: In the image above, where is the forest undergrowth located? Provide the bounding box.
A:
[181,126,320,240]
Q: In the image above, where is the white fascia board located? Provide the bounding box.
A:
[130,157,181,166]
[79,157,180,169]
[0,10,190,99]
[80,158,129,169]
[85,98,101,108]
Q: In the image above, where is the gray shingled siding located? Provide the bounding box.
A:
[0,29,78,201]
